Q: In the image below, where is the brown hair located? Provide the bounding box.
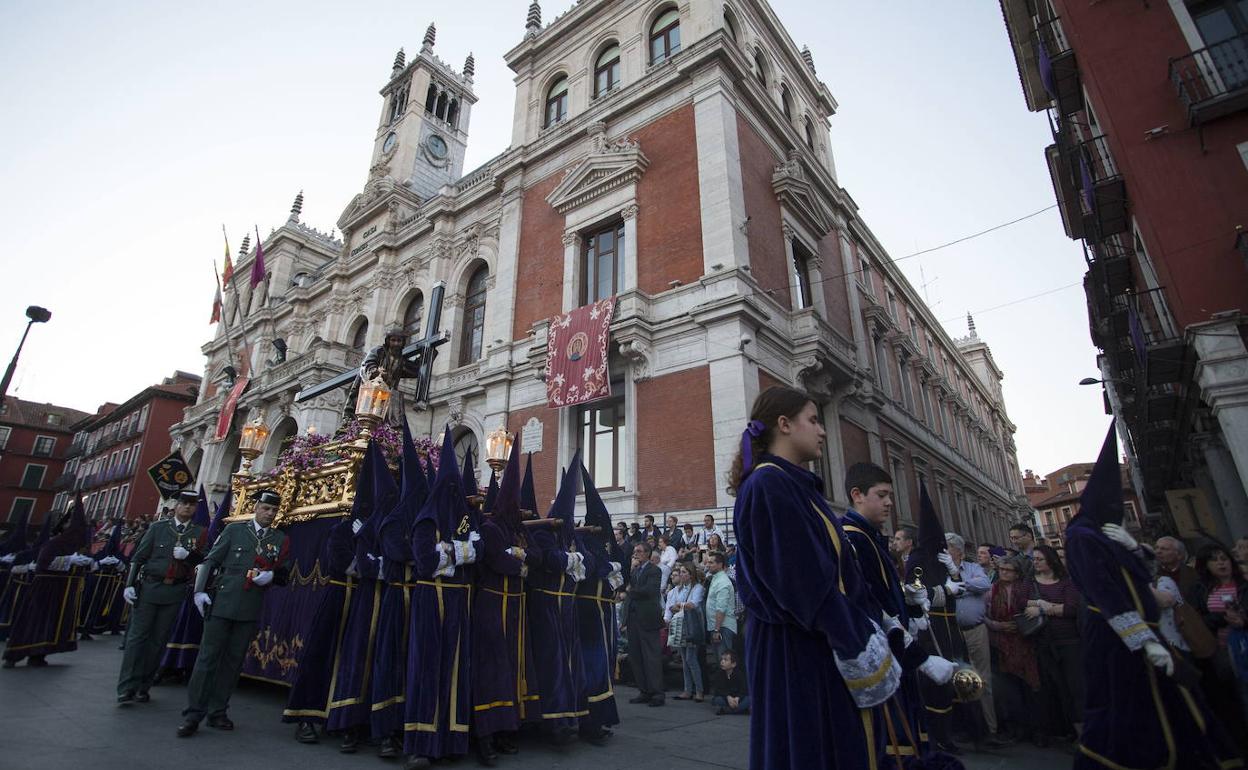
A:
[726,385,814,495]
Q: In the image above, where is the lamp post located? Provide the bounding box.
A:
[0,306,52,404]
[237,417,271,476]
[354,375,392,444]
[484,425,514,476]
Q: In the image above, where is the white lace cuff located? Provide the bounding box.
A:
[452,539,478,566]
[565,551,586,582]
[833,621,901,708]
[1108,610,1157,651]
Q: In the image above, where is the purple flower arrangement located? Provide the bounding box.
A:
[262,421,438,477]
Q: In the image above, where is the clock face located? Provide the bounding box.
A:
[382,132,397,154]
[427,134,448,160]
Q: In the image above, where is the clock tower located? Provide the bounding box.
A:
[370,23,476,200]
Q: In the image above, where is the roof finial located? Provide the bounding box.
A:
[422,22,436,53]
[289,190,304,223]
[392,47,405,75]
[967,312,977,339]
[463,51,475,80]
[801,45,816,73]
[238,233,251,258]
[526,1,542,35]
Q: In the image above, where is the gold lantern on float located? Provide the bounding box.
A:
[238,417,271,475]
[484,425,514,476]
[354,374,392,443]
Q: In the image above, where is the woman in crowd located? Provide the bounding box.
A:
[984,555,1041,744]
[1195,542,1248,751]
[664,562,706,703]
[1025,544,1083,743]
[657,535,677,594]
[706,533,725,555]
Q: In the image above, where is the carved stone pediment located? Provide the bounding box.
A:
[546,123,649,214]
[772,150,834,239]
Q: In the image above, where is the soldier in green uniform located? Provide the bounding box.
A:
[177,489,290,737]
[117,489,207,704]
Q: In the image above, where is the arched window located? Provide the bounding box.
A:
[780,84,793,122]
[650,8,681,64]
[425,84,438,113]
[389,86,408,123]
[436,92,449,120]
[804,117,815,150]
[447,99,459,129]
[595,44,621,97]
[350,319,369,354]
[545,76,569,127]
[754,50,768,86]
[723,8,739,43]
[459,266,488,366]
[453,428,480,485]
[403,292,424,336]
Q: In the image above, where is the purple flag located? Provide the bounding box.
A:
[1037,38,1055,98]
[250,225,266,288]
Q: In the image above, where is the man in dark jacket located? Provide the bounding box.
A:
[623,541,664,706]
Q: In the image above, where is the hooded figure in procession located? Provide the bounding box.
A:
[0,513,52,639]
[468,439,534,765]
[1065,424,1241,769]
[325,441,396,753]
[575,462,623,745]
[401,427,479,770]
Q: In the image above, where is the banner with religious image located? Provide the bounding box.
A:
[545,296,617,409]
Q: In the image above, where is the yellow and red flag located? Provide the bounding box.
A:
[222,225,234,285]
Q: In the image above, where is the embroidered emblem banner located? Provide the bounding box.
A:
[545,297,616,409]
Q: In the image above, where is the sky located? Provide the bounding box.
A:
[0,1,1109,476]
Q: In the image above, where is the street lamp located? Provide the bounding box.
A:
[484,425,514,476]
[237,417,271,476]
[1079,377,1127,386]
[0,306,52,404]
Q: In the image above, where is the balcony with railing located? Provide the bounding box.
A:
[1034,17,1083,117]
[1171,32,1248,128]
[1075,135,1129,241]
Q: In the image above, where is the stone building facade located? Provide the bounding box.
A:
[172,0,1030,543]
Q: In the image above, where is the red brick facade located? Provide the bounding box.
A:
[736,115,788,305]
[512,171,566,341]
[634,106,704,295]
[635,366,716,511]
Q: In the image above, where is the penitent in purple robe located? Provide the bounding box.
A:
[734,455,901,770]
[470,516,531,737]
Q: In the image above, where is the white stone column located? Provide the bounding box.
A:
[838,229,871,371]
[692,76,749,273]
[1192,315,1248,516]
[621,204,639,293]
[491,186,525,346]
[561,230,579,312]
[707,320,759,507]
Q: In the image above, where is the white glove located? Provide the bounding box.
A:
[506,546,527,562]
[903,581,927,606]
[123,586,138,605]
[11,563,28,575]
[99,556,120,567]
[1143,640,1174,676]
[345,558,360,578]
[930,586,946,609]
[88,559,100,572]
[1102,523,1139,551]
[172,546,190,560]
[194,592,212,617]
[375,555,384,575]
[251,570,274,587]
[0,553,16,564]
[937,552,959,577]
[607,561,623,591]
[565,551,586,582]
[48,555,73,571]
[352,519,364,535]
[908,615,930,635]
[68,554,92,567]
[944,579,965,598]
[918,655,957,685]
[452,533,480,566]
[433,542,455,578]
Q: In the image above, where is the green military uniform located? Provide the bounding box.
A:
[182,518,289,727]
[116,516,206,698]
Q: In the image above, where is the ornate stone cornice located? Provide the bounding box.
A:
[545,122,649,214]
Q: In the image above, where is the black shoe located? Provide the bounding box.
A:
[378,736,401,759]
[1,659,14,669]
[404,757,432,770]
[134,691,150,704]
[27,656,47,667]
[117,691,136,705]
[207,714,234,731]
[934,740,963,756]
[475,736,499,766]
[495,733,519,755]
[715,707,726,715]
[177,719,199,738]
[339,729,360,754]
[648,696,665,707]
[295,721,319,744]
[581,727,610,747]
[80,632,94,641]
[628,694,649,704]
[551,726,578,746]
[981,734,1011,749]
